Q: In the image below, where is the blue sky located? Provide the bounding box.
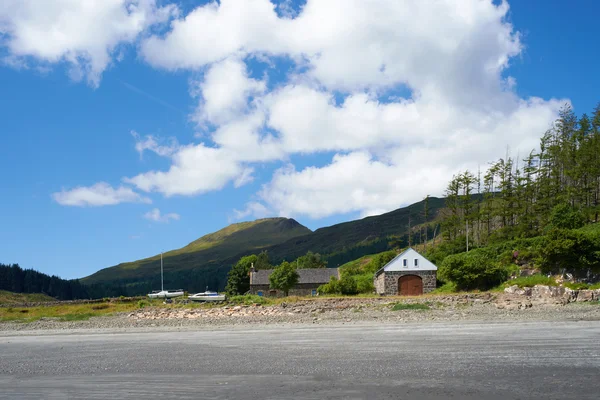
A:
[0,0,598,279]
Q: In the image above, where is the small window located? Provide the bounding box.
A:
[414,259,419,267]
[257,291,263,297]
[403,259,407,267]
[311,289,317,296]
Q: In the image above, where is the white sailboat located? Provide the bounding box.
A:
[188,286,226,302]
[147,252,184,299]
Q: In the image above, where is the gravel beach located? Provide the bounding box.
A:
[1,294,599,334]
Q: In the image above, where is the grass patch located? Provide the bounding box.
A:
[430,282,457,294]
[0,290,55,305]
[502,275,557,288]
[0,300,138,323]
[59,313,95,321]
[589,283,600,290]
[563,282,590,290]
[227,294,271,306]
[391,303,430,311]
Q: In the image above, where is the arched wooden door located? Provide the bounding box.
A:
[398,275,423,296]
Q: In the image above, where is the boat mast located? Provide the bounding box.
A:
[160,252,164,292]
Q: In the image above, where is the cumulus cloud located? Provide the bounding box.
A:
[143,208,180,223]
[52,182,151,207]
[124,143,251,196]
[191,57,266,126]
[0,0,177,86]
[48,0,568,220]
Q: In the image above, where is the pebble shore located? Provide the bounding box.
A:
[1,293,598,333]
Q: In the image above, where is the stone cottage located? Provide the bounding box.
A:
[249,267,340,297]
[374,248,437,295]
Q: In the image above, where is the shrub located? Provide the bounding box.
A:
[539,228,600,276]
[439,249,509,291]
[338,275,358,295]
[318,276,340,295]
[547,203,586,230]
[391,303,430,311]
[353,274,375,294]
[227,294,268,305]
[137,300,150,309]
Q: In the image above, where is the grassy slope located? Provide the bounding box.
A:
[265,196,446,263]
[0,290,55,305]
[81,197,445,288]
[82,218,312,284]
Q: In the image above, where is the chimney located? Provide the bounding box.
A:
[249,263,255,285]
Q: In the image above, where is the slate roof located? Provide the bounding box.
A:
[251,268,340,286]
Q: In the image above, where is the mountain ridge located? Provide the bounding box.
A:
[81,197,445,295]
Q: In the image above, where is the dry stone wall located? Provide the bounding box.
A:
[376,270,437,295]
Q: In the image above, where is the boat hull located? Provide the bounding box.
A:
[188,294,226,302]
[147,291,184,299]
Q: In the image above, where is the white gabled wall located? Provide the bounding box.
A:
[383,248,438,272]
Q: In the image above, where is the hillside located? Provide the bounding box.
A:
[80,197,445,297]
[266,196,445,266]
[82,218,311,285]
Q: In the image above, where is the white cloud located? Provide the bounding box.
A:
[140,0,283,70]
[131,130,179,158]
[49,0,568,220]
[124,143,249,196]
[143,208,180,223]
[0,0,177,86]
[191,57,266,126]
[52,182,151,207]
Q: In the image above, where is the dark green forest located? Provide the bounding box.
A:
[428,103,600,290]
[0,263,89,300]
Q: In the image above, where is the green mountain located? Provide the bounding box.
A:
[82,218,311,285]
[81,197,445,297]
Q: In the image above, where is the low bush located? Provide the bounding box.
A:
[439,249,509,291]
[227,294,268,305]
[318,276,340,295]
[353,274,375,294]
[137,300,150,309]
[391,303,430,311]
[339,275,358,295]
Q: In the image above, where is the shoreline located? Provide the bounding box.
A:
[1,294,598,336]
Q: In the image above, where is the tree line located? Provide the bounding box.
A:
[0,263,89,300]
[431,103,600,290]
[441,103,600,246]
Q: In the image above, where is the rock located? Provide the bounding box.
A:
[576,290,595,302]
[504,285,531,296]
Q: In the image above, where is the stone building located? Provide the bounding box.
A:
[249,267,340,297]
[374,248,437,295]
